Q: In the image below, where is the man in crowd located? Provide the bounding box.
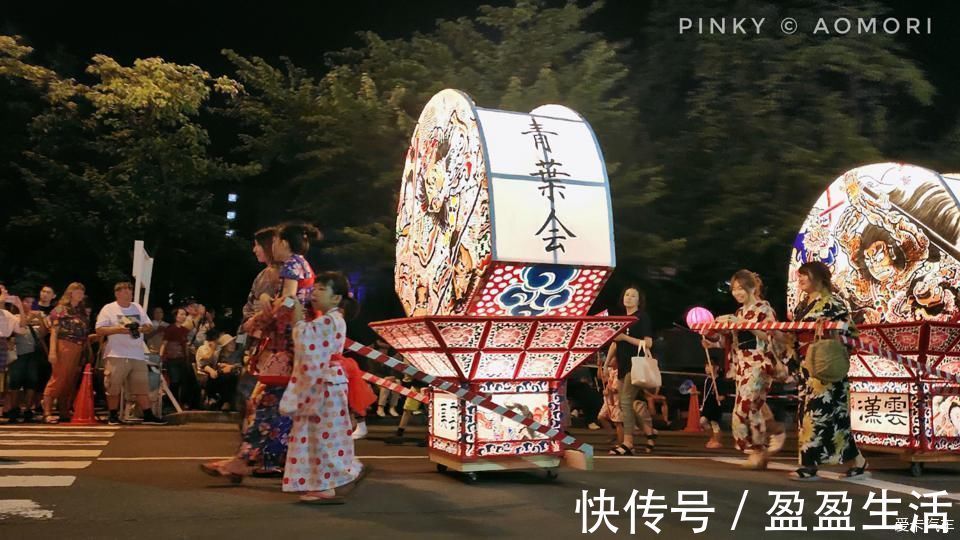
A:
[34,285,56,316]
[196,330,240,411]
[183,299,214,357]
[32,285,55,413]
[145,306,168,358]
[96,281,167,425]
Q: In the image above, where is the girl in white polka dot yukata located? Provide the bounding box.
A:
[279,271,364,504]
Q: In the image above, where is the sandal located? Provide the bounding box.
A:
[608,444,634,456]
[845,463,869,478]
[352,464,371,485]
[43,416,59,425]
[789,467,819,481]
[299,492,345,505]
[645,440,655,454]
[199,462,244,484]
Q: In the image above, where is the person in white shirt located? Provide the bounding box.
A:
[0,286,23,421]
[95,281,166,425]
[0,286,21,338]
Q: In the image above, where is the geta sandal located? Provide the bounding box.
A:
[608,443,634,456]
[845,463,869,478]
[789,467,819,481]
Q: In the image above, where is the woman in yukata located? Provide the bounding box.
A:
[703,270,787,469]
[790,261,868,481]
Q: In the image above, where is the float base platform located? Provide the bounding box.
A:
[430,451,561,482]
[859,445,960,477]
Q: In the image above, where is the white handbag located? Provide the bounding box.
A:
[630,342,661,389]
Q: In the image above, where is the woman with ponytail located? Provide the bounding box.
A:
[280,271,365,503]
[274,223,321,306]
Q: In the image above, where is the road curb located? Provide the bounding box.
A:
[164,411,241,425]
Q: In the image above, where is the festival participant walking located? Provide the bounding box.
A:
[42,283,89,424]
[606,286,657,455]
[280,272,363,504]
[790,261,868,480]
[202,222,320,480]
[707,270,785,469]
[236,228,282,418]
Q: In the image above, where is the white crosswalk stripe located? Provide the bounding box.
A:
[0,425,118,520]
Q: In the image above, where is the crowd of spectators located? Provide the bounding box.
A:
[0,280,247,424]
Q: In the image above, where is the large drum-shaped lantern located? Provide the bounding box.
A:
[788,162,960,324]
[395,89,615,319]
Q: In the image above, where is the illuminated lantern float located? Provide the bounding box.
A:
[371,89,632,475]
[790,163,960,474]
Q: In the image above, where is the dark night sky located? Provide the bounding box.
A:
[0,1,515,76]
[2,1,956,106]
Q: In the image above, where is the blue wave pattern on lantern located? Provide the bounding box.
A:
[497,265,577,316]
[793,229,839,267]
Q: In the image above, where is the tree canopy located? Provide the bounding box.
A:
[0,1,953,330]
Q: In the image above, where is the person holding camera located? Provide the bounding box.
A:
[96,281,166,425]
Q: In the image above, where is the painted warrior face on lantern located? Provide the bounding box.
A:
[789,163,960,324]
[864,240,896,282]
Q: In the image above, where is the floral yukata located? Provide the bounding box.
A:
[730,300,778,452]
[280,308,362,492]
[281,254,315,307]
[793,291,860,467]
[234,254,315,471]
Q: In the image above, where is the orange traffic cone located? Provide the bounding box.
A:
[70,365,98,425]
[683,388,702,432]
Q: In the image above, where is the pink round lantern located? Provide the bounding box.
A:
[685,306,714,328]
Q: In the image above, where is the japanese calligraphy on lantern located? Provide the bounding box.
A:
[851,392,911,435]
[476,105,614,267]
[431,392,461,441]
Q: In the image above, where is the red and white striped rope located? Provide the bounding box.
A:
[344,338,592,456]
[690,321,848,331]
[692,321,960,385]
[360,371,431,403]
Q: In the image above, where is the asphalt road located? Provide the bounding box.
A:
[1,422,958,539]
